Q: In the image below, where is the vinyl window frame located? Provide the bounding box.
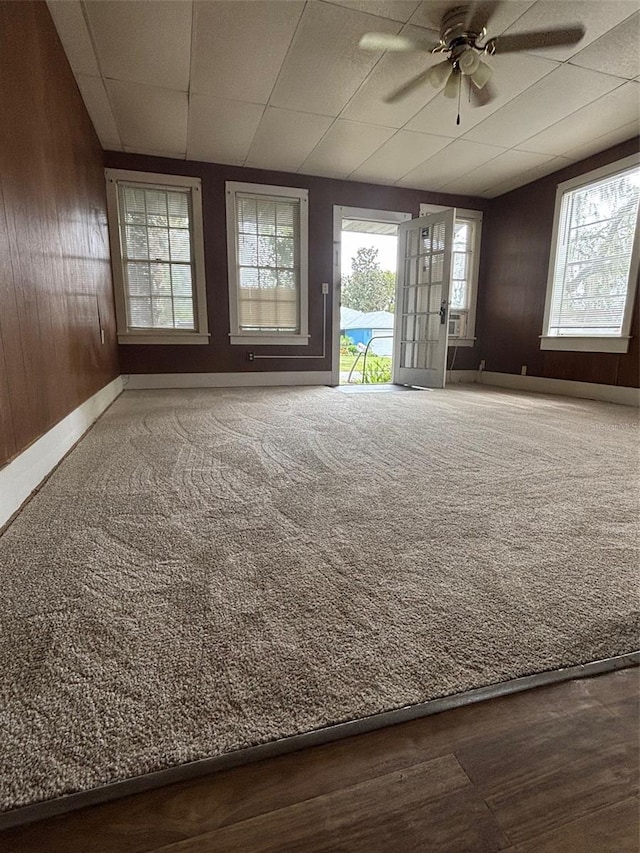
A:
[105,168,209,345]
[420,205,482,347]
[226,181,309,347]
[540,153,640,354]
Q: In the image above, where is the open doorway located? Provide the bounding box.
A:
[332,207,410,386]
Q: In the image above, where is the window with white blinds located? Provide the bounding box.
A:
[542,156,640,354]
[226,182,309,346]
[105,170,208,345]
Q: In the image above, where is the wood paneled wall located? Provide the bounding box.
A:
[104,152,487,376]
[478,137,640,387]
[0,2,119,469]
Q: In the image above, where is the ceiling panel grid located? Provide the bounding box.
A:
[46,0,640,198]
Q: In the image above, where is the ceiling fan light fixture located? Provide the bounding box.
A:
[470,59,493,90]
[458,48,480,76]
[443,68,461,99]
[426,59,452,89]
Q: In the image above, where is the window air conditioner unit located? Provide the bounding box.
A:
[449,313,461,337]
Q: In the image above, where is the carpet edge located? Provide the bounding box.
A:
[2,650,637,832]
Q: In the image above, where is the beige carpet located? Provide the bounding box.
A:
[1,385,638,812]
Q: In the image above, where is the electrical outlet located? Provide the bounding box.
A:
[521,365,527,375]
[479,359,485,372]
[247,351,255,362]
[321,282,329,295]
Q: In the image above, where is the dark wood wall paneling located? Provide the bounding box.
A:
[477,137,640,388]
[104,152,489,376]
[0,1,119,469]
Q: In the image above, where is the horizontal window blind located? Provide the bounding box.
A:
[119,184,195,330]
[548,166,640,337]
[235,193,300,334]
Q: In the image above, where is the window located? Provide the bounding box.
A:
[420,205,482,346]
[105,169,208,345]
[226,182,309,346]
[541,154,640,354]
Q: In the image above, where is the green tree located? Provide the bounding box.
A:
[342,247,395,312]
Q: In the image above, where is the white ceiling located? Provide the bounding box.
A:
[48,0,640,198]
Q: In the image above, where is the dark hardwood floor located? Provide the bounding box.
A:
[1,668,638,852]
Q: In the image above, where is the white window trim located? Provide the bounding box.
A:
[420,205,482,347]
[105,168,209,345]
[226,181,309,346]
[540,153,640,355]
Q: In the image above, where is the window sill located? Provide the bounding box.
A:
[448,337,476,348]
[540,335,631,354]
[229,334,310,346]
[118,332,210,345]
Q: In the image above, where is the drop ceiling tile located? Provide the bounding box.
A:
[517,81,640,156]
[440,149,554,195]
[327,0,421,23]
[498,0,638,61]
[46,1,100,76]
[463,64,621,149]
[563,120,640,164]
[409,1,536,36]
[187,95,264,165]
[245,108,333,171]
[300,120,395,178]
[84,0,192,91]
[397,138,505,190]
[569,12,640,80]
[75,74,122,149]
[269,2,401,116]
[106,81,188,155]
[350,130,451,182]
[406,52,558,138]
[192,2,304,104]
[341,24,441,128]
[486,155,571,198]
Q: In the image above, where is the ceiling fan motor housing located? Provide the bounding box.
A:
[440,6,483,52]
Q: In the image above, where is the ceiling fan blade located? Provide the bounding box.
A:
[464,1,500,35]
[359,32,432,52]
[384,67,435,103]
[488,25,585,54]
[443,68,460,99]
[469,78,496,107]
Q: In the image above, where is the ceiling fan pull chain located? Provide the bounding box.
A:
[456,73,462,126]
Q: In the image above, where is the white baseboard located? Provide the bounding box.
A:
[125,371,333,389]
[477,371,640,407]
[447,370,479,385]
[0,376,123,530]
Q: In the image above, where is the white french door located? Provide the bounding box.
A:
[392,209,455,389]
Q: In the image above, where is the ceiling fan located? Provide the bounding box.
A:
[359,2,585,117]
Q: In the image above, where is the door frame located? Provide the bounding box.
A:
[331,206,412,386]
[392,209,456,389]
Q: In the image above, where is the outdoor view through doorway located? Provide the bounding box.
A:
[340,218,399,386]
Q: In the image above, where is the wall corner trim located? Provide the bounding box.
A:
[124,371,333,389]
[0,376,124,531]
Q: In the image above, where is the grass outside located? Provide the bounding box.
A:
[340,353,392,384]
